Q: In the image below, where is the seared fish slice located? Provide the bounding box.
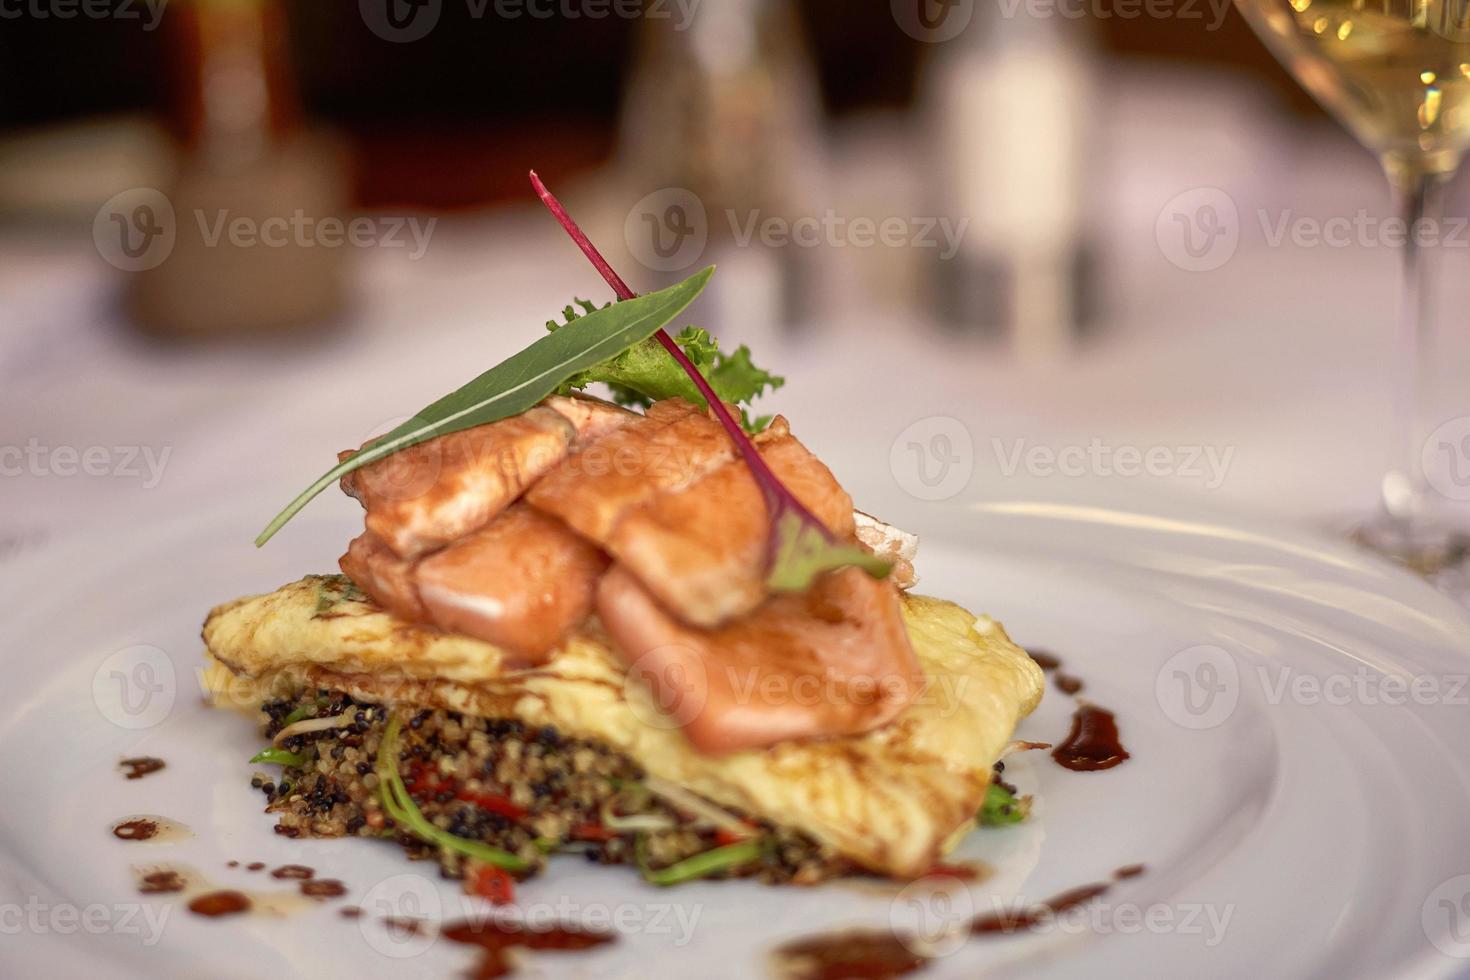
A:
[339,532,425,621]
[607,431,855,627]
[416,505,607,661]
[526,398,756,543]
[341,396,630,559]
[340,509,605,662]
[596,565,921,754]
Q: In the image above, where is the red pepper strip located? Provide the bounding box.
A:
[467,864,516,906]
[925,863,980,881]
[570,823,617,842]
[714,821,759,847]
[407,763,528,822]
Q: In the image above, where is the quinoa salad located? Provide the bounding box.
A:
[251,689,855,893]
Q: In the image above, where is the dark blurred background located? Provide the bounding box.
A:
[4,0,1469,554]
[0,0,1318,209]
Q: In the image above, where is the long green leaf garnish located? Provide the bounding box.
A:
[254,267,714,546]
[376,712,531,873]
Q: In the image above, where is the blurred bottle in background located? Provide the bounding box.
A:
[921,1,1098,358]
[615,0,827,347]
[129,0,348,339]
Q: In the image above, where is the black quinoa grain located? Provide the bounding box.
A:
[251,689,849,885]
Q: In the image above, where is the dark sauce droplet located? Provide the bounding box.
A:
[971,883,1112,934]
[301,879,347,899]
[139,870,186,894]
[774,872,1144,980]
[119,757,166,780]
[270,864,315,880]
[1029,650,1061,671]
[441,919,615,980]
[339,906,363,919]
[246,862,266,872]
[1053,672,1084,696]
[1114,863,1146,880]
[1052,704,1130,771]
[188,890,251,918]
[774,930,928,980]
[113,819,158,841]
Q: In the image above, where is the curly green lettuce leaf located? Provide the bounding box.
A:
[548,302,782,432]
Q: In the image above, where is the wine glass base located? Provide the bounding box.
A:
[1350,514,1470,604]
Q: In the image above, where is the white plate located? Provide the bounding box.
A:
[3,495,1470,980]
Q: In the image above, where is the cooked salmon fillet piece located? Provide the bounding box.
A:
[341,396,630,559]
[416,505,607,661]
[596,565,921,754]
[607,431,855,627]
[338,532,426,621]
[526,398,761,543]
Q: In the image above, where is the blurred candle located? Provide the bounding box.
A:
[922,3,1096,357]
[129,0,348,339]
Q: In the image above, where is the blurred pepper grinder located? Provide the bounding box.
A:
[129,0,349,338]
[920,2,1097,358]
[615,0,827,344]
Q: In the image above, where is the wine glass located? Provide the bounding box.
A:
[1233,0,1470,593]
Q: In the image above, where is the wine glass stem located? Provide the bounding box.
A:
[1381,163,1447,527]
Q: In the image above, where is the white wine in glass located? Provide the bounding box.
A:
[1234,0,1470,588]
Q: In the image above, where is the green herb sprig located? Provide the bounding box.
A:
[548,302,783,432]
[977,782,1030,827]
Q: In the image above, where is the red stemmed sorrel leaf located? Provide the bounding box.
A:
[529,171,890,592]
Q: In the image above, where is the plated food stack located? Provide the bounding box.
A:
[204,204,1041,891]
[337,393,921,752]
[203,393,1042,886]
